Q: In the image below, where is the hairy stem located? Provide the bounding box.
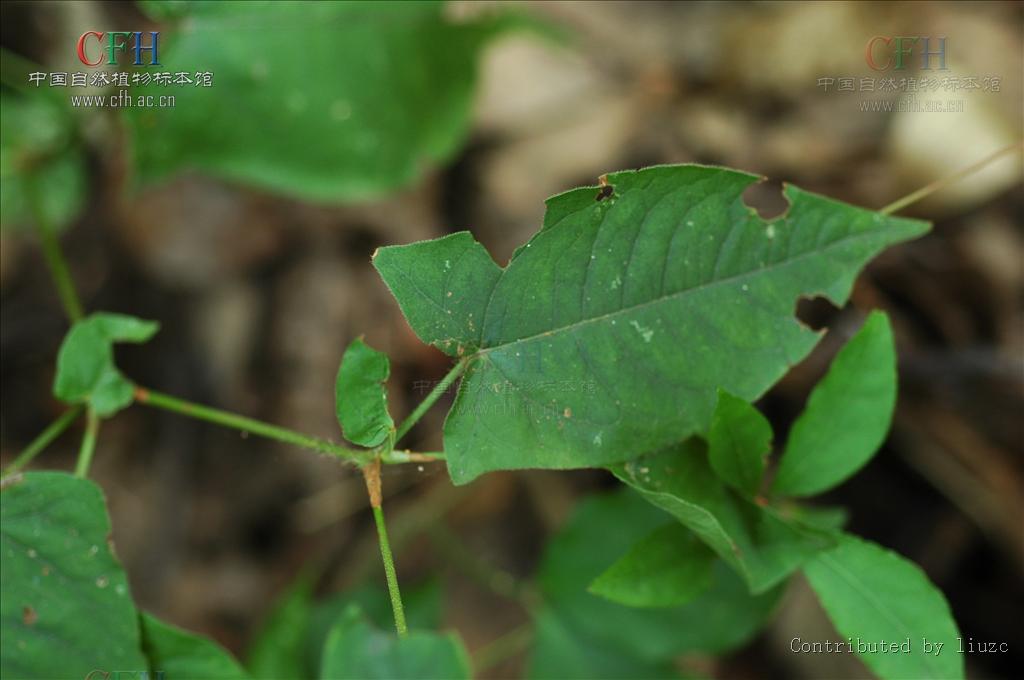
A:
[74,409,99,478]
[4,406,84,476]
[880,141,1023,216]
[132,386,442,465]
[394,357,470,442]
[27,178,84,323]
[133,386,368,463]
[364,460,408,636]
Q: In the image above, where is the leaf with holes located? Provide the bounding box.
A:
[773,310,897,497]
[0,472,147,679]
[374,164,929,484]
[803,534,963,680]
[336,338,394,448]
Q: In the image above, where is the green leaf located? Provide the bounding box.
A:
[247,575,442,679]
[373,165,929,484]
[707,390,771,497]
[772,310,897,497]
[0,90,86,232]
[612,439,834,593]
[125,1,513,202]
[306,580,443,676]
[803,534,964,680]
[0,472,147,678]
[246,575,314,680]
[588,523,714,608]
[539,489,784,661]
[335,338,394,448]
[373,232,503,356]
[527,607,679,680]
[53,313,159,417]
[319,606,470,680]
[141,612,248,679]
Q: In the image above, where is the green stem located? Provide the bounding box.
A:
[74,409,99,478]
[428,524,528,604]
[134,386,369,464]
[372,504,408,637]
[4,406,83,476]
[474,623,534,673]
[380,449,445,464]
[27,178,84,323]
[880,140,1023,216]
[394,357,471,442]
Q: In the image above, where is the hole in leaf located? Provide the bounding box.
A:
[742,180,788,220]
[795,295,842,331]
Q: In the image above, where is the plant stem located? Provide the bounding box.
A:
[132,386,442,466]
[394,357,471,442]
[133,386,368,463]
[27,178,84,323]
[74,409,99,478]
[363,459,408,637]
[428,524,536,606]
[880,141,1023,216]
[474,623,534,673]
[3,406,83,476]
[372,505,408,636]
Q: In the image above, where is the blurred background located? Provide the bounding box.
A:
[1,1,1021,678]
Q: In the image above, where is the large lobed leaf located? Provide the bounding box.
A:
[126,1,514,202]
[374,164,929,484]
[0,472,147,679]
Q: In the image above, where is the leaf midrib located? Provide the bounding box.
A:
[813,549,945,677]
[473,226,892,358]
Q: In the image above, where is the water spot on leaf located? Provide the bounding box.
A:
[629,320,654,343]
[330,100,352,121]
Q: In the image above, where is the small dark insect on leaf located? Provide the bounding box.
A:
[596,185,614,202]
